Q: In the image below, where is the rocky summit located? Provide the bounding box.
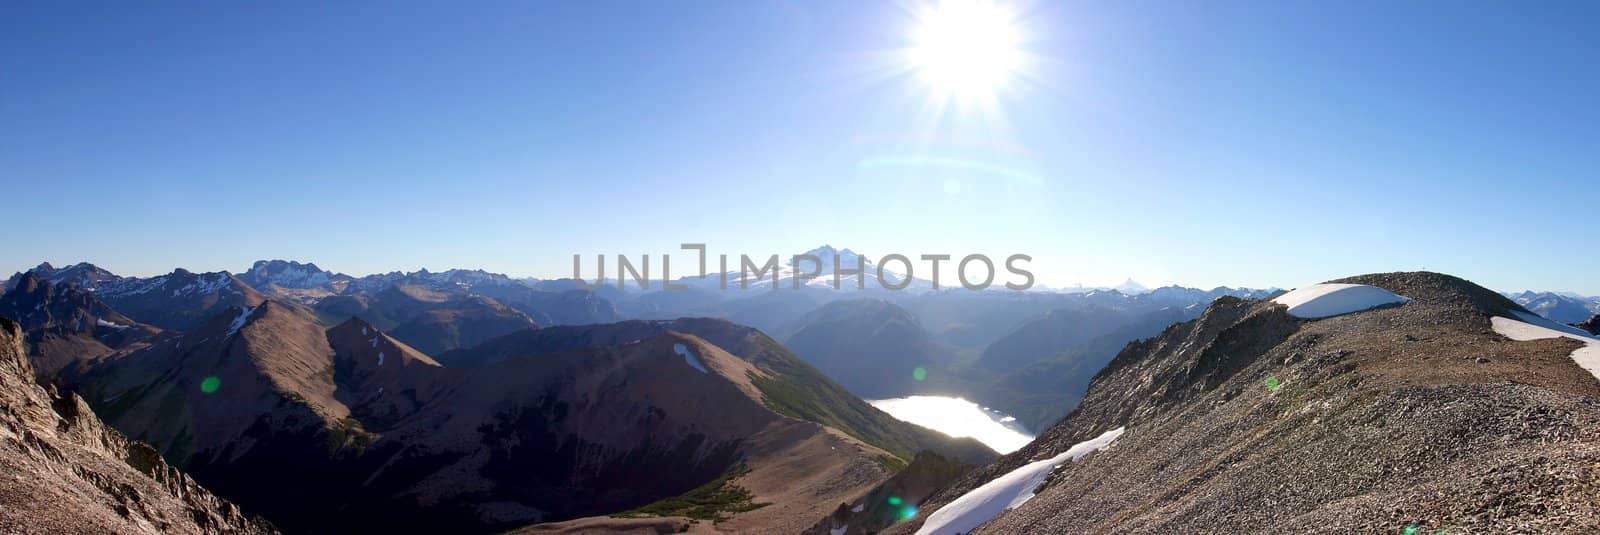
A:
[889,272,1600,534]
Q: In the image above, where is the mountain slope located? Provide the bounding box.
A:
[439,318,994,465]
[973,305,1199,430]
[66,301,376,531]
[0,316,274,534]
[782,299,959,399]
[61,311,990,533]
[313,283,538,354]
[892,272,1600,534]
[972,306,1132,374]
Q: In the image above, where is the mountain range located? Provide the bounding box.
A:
[5,256,1599,533]
[1503,290,1600,324]
[0,267,993,533]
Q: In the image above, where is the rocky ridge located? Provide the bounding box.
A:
[0,316,275,534]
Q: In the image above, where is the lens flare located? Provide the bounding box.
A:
[909,0,1023,98]
[200,376,221,394]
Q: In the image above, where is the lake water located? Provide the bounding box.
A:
[869,396,1035,454]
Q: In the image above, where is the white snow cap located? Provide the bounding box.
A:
[1491,310,1599,383]
[916,427,1125,535]
[1272,283,1408,319]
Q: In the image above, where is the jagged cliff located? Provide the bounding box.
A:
[0,316,275,534]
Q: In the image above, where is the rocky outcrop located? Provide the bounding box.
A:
[0,316,275,534]
[1577,313,1600,336]
[806,451,975,535]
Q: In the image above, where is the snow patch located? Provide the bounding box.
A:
[674,343,708,374]
[95,318,130,330]
[851,503,864,513]
[226,306,255,337]
[1272,283,1408,319]
[377,351,385,366]
[1491,312,1600,383]
[1505,310,1596,339]
[361,326,368,336]
[830,526,847,535]
[916,427,1125,535]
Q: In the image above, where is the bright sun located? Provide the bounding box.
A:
[909,0,1023,98]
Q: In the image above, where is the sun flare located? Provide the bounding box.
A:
[909,0,1023,98]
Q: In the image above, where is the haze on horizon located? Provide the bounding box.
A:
[3,1,1597,294]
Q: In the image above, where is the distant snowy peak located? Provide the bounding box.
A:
[6,261,123,291]
[1143,285,1279,302]
[98,269,244,300]
[661,245,924,292]
[240,259,345,290]
[240,261,531,295]
[341,268,526,294]
[792,245,875,272]
[1114,278,1150,295]
[1044,282,1278,299]
[1502,290,1600,324]
[420,268,520,287]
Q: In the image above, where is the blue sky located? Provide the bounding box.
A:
[3,1,1597,294]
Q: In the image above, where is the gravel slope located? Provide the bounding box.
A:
[889,272,1600,534]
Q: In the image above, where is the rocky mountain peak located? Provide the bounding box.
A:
[14,270,44,292]
[239,260,346,292]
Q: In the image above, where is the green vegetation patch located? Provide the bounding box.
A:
[874,453,909,472]
[746,335,920,461]
[616,466,769,521]
[326,417,378,454]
